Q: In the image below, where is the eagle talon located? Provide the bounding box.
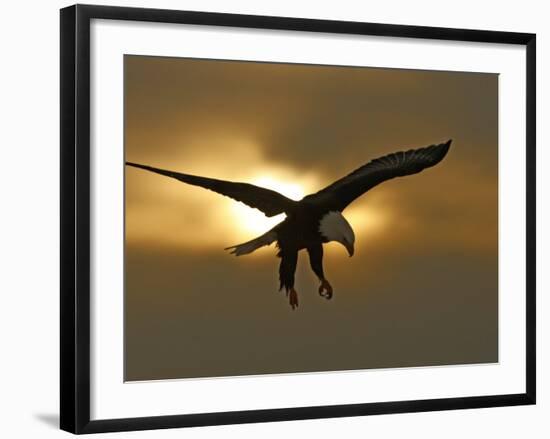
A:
[288,288,299,310]
[318,279,333,300]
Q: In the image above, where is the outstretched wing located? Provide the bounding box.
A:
[305,140,452,212]
[126,162,296,217]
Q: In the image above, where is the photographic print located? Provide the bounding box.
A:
[124,55,498,382]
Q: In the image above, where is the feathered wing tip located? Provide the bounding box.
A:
[432,139,452,164]
[411,139,452,168]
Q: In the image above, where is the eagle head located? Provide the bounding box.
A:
[319,211,355,257]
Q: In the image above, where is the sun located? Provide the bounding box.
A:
[229,174,390,241]
[230,175,306,237]
[252,176,305,201]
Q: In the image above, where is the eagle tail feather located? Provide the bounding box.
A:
[225,229,277,256]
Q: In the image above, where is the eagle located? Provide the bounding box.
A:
[126,139,451,310]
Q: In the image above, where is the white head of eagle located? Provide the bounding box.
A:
[126,139,452,310]
[319,211,355,257]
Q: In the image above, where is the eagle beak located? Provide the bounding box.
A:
[344,240,354,257]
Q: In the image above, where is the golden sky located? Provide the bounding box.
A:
[124,56,498,381]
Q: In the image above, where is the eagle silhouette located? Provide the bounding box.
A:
[127,139,451,309]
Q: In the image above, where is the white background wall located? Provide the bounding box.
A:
[0,0,546,437]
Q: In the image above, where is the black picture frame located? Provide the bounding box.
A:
[60,4,536,434]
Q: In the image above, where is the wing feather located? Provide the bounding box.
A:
[305,140,452,211]
[126,162,296,217]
